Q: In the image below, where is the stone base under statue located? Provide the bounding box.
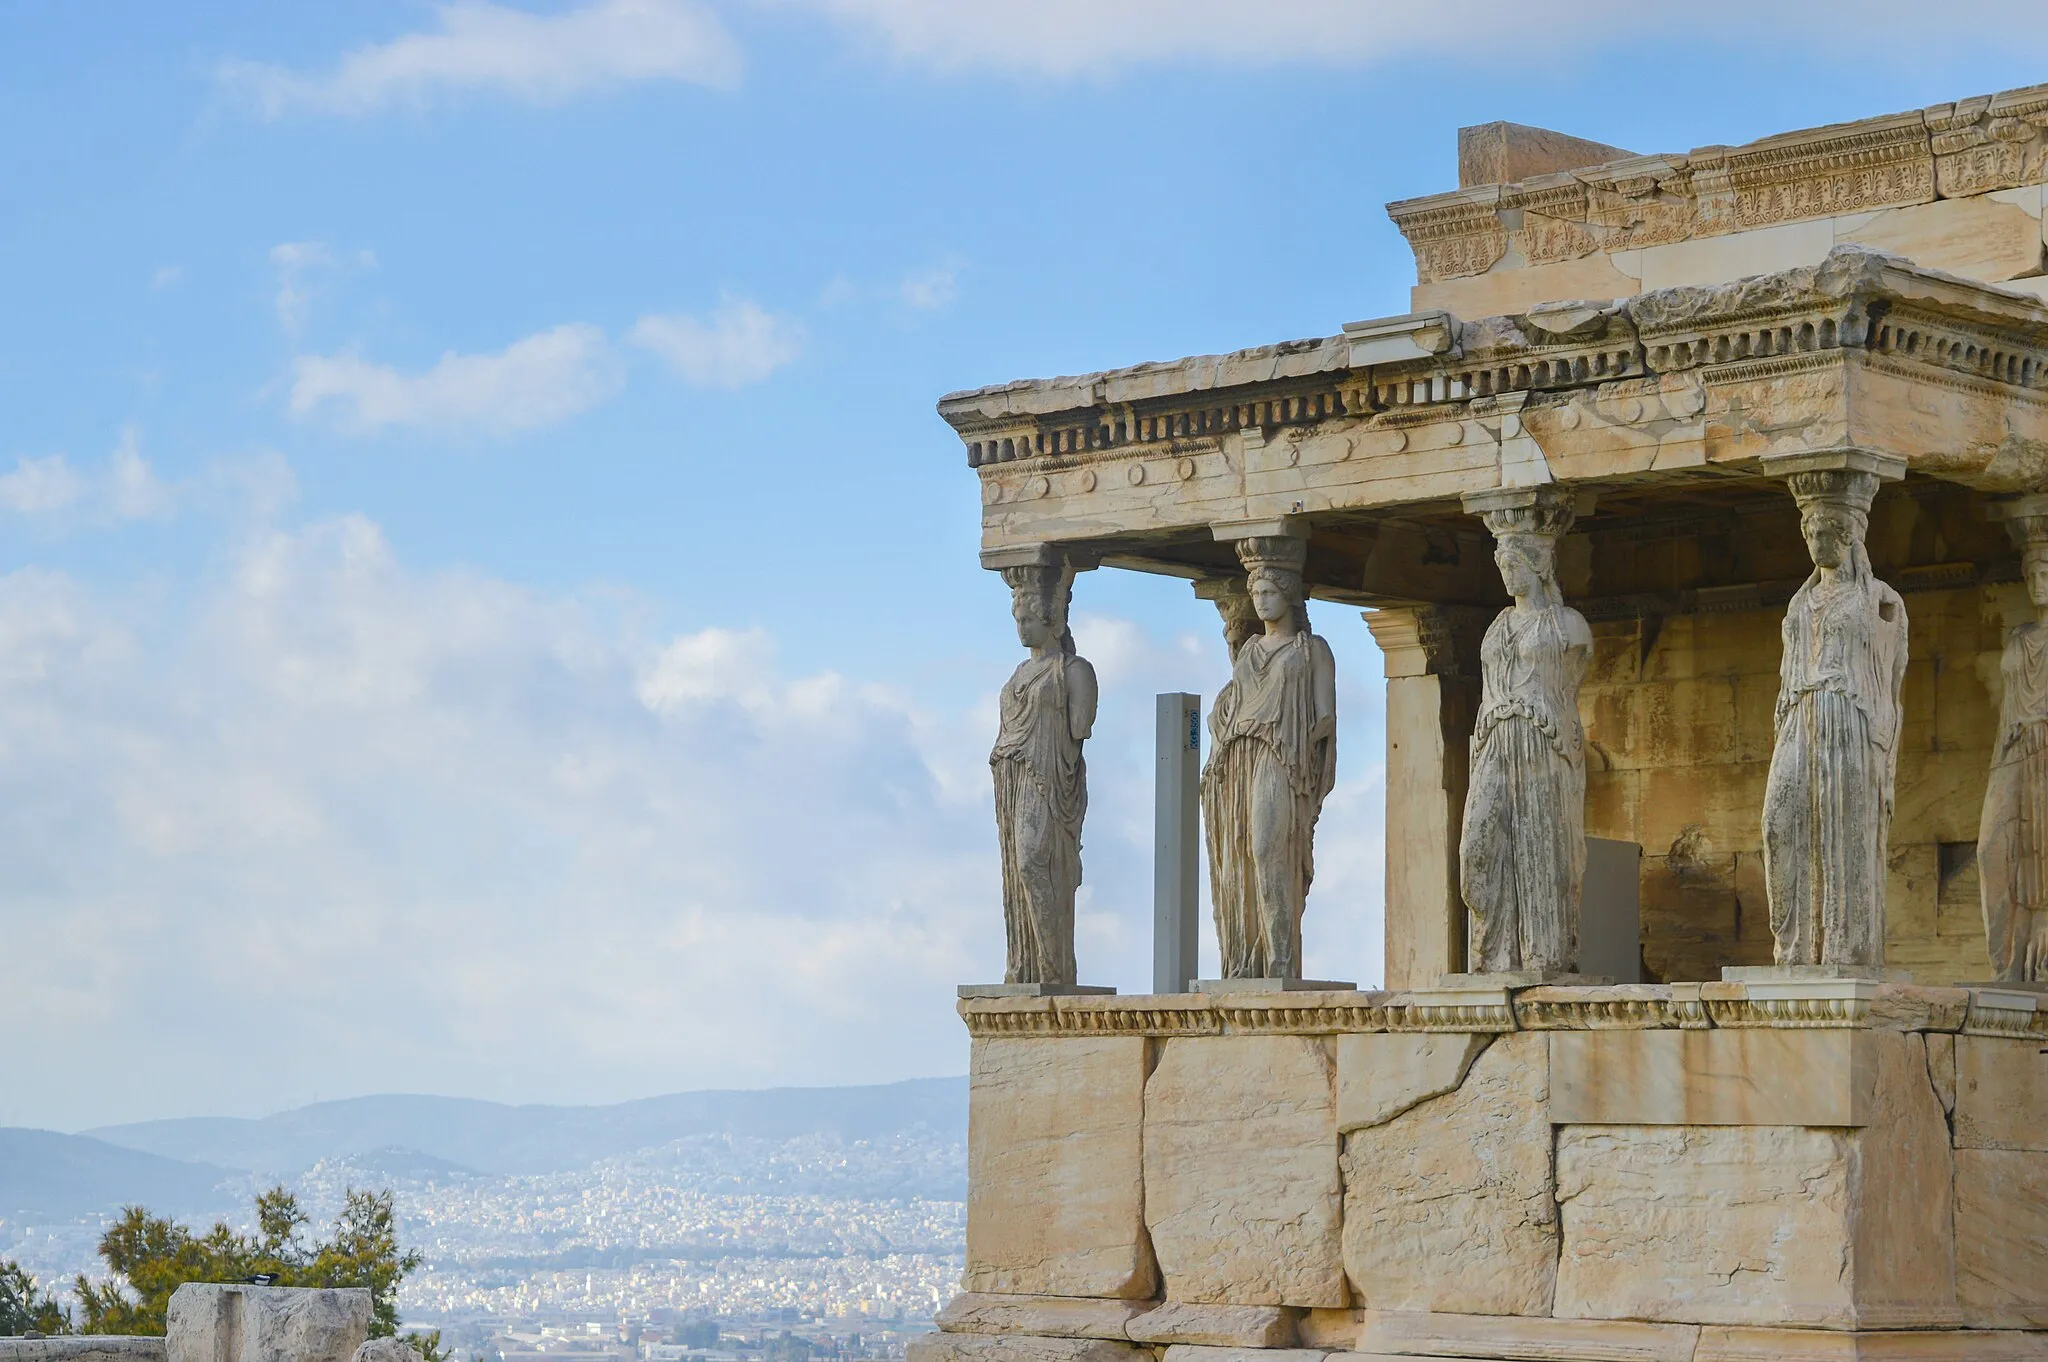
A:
[931,980,2048,1362]
[1440,970,1613,988]
[957,983,1117,999]
[1722,963,1913,983]
[1190,978,1358,994]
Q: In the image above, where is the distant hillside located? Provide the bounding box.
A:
[85,1076,965,1178]
[0,1128,235,1222]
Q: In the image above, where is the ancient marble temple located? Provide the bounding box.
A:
[930,91,2048,1362]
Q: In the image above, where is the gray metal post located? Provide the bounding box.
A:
[1154,693,1201,994]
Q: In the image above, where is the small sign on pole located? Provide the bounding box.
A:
[1154,693,1201,994]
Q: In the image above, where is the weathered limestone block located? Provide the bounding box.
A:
[1143,1035,1345,1307]
[349,1344,422,1362]
[1158,1348,1324,1362]
[1956,1148,2048,1328]
[1955,1035,2048,1151]
[0,1344,165,1362]
[1352,1309,1700,1362]
[966,1035,1156,1298]
[1549,1029,1869,1126]
[1125,1304,1299,1349]
[935,1295,1149,1342]
[1340,1031,1558,1316]
[1334,1033,1488,1132]
[906,1336,1141,1362]
[166,1285,371,1362]
[1693,1327,2048,1360]
[1554,1033,1955,1328]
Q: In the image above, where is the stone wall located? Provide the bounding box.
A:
[928,983,2048,1360]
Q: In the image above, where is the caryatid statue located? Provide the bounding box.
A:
[1761,455,1908,969]
[990,556,1098,986]
[1201,535,1337,979]
[1981,496,2048,983]
[1458,487,1594,975]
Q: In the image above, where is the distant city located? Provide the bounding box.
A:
[0,1083,966,1362]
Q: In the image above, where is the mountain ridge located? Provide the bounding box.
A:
[82,1076,966,1178]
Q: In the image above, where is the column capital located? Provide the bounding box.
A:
[1364,605,1490,680]
[979,543,1101,572]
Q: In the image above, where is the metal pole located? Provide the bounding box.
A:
[1154,693,1201,994]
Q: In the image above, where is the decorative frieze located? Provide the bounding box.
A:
[958,982,1987,1039]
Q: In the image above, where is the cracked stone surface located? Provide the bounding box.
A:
[1340,1030,1558,1316]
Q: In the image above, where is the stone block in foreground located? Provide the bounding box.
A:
[167,1284,371,1362]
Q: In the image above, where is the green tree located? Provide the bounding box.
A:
[0,1261,72,1337]
[762,1333,810,1362]
[673,1320,721,1350]
[73,1187,438,1359]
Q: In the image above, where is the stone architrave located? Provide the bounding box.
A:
[965,1035,1156,1299]
[1201,533,1337,980]
[1143,1035,1346,1307]
[988,548,1099,987]
[1982,495,2048,983]
[1760,452,1909,969]
[1457,486,1594,975]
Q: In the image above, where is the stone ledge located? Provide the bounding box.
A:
[960,982,2010,1038]
[936,1295,1150,1342]
[0,1343,166,1362]
[908,1335,1145,1362]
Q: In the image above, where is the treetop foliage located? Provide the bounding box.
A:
[1,1185,436,1359]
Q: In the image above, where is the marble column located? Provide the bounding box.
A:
[1758,451,1908,972]
[1364,605,1486,988]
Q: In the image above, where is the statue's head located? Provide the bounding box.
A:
[1196,576,1262,658]
[2025,541,2048,611]
[1492,532,1556,600]
[1003,563,1075,653]
[1787,468,1878,576]
[1479,495,1573,603]
[1234,536,1310,634]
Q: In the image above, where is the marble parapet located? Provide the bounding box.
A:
[956,980,2039,1039]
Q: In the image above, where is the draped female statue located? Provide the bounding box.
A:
[1982,506,2048,983]
[1201,536,1336,979]
[1762,465,1908,968]
[1458,491,1593,975]
[991,561,1098,986]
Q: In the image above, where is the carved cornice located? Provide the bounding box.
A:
[944,250,2048,501]
[1387,92,1997,282]
[957,982,1989,1038]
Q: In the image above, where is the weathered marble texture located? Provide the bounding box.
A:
[1983,515,2048,983]
[965,1035,1156,1299]
[1202,537,1336,980]
[991,561,1097,986]
[166,1285,370,1362]
[1340,1032,1558,1316]
[1460,490,1593,974]
[1763,465,1908,968]
[1143,1035,1345,1306]
[1553,1031,1954,1328]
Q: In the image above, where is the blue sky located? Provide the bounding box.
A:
[5,1,2048,1129]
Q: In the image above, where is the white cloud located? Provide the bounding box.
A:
[0,431,194,524]
[151,265,183,291]
[897,259,961,312]
[290,324,623,435]
[0,456,87,515]
[270,241,375,336]
[0,512,1001,1128]
[629,298,805,388]
[222,0,741,117]
[780,0,2048,76]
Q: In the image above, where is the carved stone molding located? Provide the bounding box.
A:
[956,983,1981,1038]
[1364,605,1490,680]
